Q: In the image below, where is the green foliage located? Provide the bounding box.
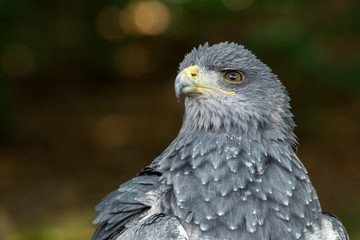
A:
[3,212,94,240]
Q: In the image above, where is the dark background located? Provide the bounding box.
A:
[0,0,359,239]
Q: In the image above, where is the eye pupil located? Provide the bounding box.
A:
[229,74,237,80]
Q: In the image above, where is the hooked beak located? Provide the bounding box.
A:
[175,65,200,102]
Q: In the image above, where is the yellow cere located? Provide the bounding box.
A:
[184,65,200,80]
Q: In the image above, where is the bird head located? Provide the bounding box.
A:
[175,42,295,137]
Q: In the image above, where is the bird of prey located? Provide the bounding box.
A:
[92,42,349,240]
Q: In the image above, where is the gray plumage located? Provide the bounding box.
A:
[92,42,348,240]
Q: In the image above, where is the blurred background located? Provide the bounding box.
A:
[0,0,359,239]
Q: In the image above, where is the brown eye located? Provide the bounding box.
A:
[223,71,244,83]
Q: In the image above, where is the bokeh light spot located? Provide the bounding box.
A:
[133,1,170,35]
[119,1,170,36]
[94,114,130,148]
[222,0,253,11]
[1,44,35,78]
[119,9,137,36]
[113,44,154,78]
[95,8,124,42]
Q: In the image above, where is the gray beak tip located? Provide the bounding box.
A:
[174,73,182,103]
